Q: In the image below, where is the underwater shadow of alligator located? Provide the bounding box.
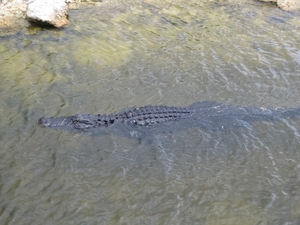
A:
[38,101,300,138]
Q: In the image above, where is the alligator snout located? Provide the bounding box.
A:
[38,117,50,127]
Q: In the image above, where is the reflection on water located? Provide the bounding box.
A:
[1,0,300,224]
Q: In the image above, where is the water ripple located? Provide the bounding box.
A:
[1,1,300,224]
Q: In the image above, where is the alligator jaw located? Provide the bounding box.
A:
[38,116,73,128]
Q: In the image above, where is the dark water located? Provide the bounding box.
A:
[1,0,300,224]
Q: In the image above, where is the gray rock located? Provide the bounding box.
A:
[277,0,300,11]
[26,0,69,27]
[257,0,300,11]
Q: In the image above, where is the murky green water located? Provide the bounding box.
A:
[1,0,300,224]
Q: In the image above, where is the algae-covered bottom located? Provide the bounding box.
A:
[1,0,300,224]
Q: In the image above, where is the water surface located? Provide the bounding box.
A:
[1,0,300,224]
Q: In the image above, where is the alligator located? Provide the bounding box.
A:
[38,101,300,137]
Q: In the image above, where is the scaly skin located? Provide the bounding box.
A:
[38,105,194,130]
[38,101,300,133]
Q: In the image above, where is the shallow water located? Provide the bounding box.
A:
[1,0,300,224]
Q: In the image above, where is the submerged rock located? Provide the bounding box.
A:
[26,0,69,27]
[257,0,300,11]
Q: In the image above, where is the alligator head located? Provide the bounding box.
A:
[38,116,74,129]
[38,114,99,130]
[38,112,118,131]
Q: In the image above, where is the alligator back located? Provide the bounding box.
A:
[113,105,195,127]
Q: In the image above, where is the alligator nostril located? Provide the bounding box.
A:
[37,117,46,127]
[38,117,53,127]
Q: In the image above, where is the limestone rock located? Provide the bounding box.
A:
[277,0,300,11]
[0,0,27,18]
[257,0,300,11]
[26,0,69,27]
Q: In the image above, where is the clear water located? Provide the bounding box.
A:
[1,0,300,224]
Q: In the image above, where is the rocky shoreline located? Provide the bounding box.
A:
[0,0,299,30]
[0,0,101,30]
[257,0,300,11]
